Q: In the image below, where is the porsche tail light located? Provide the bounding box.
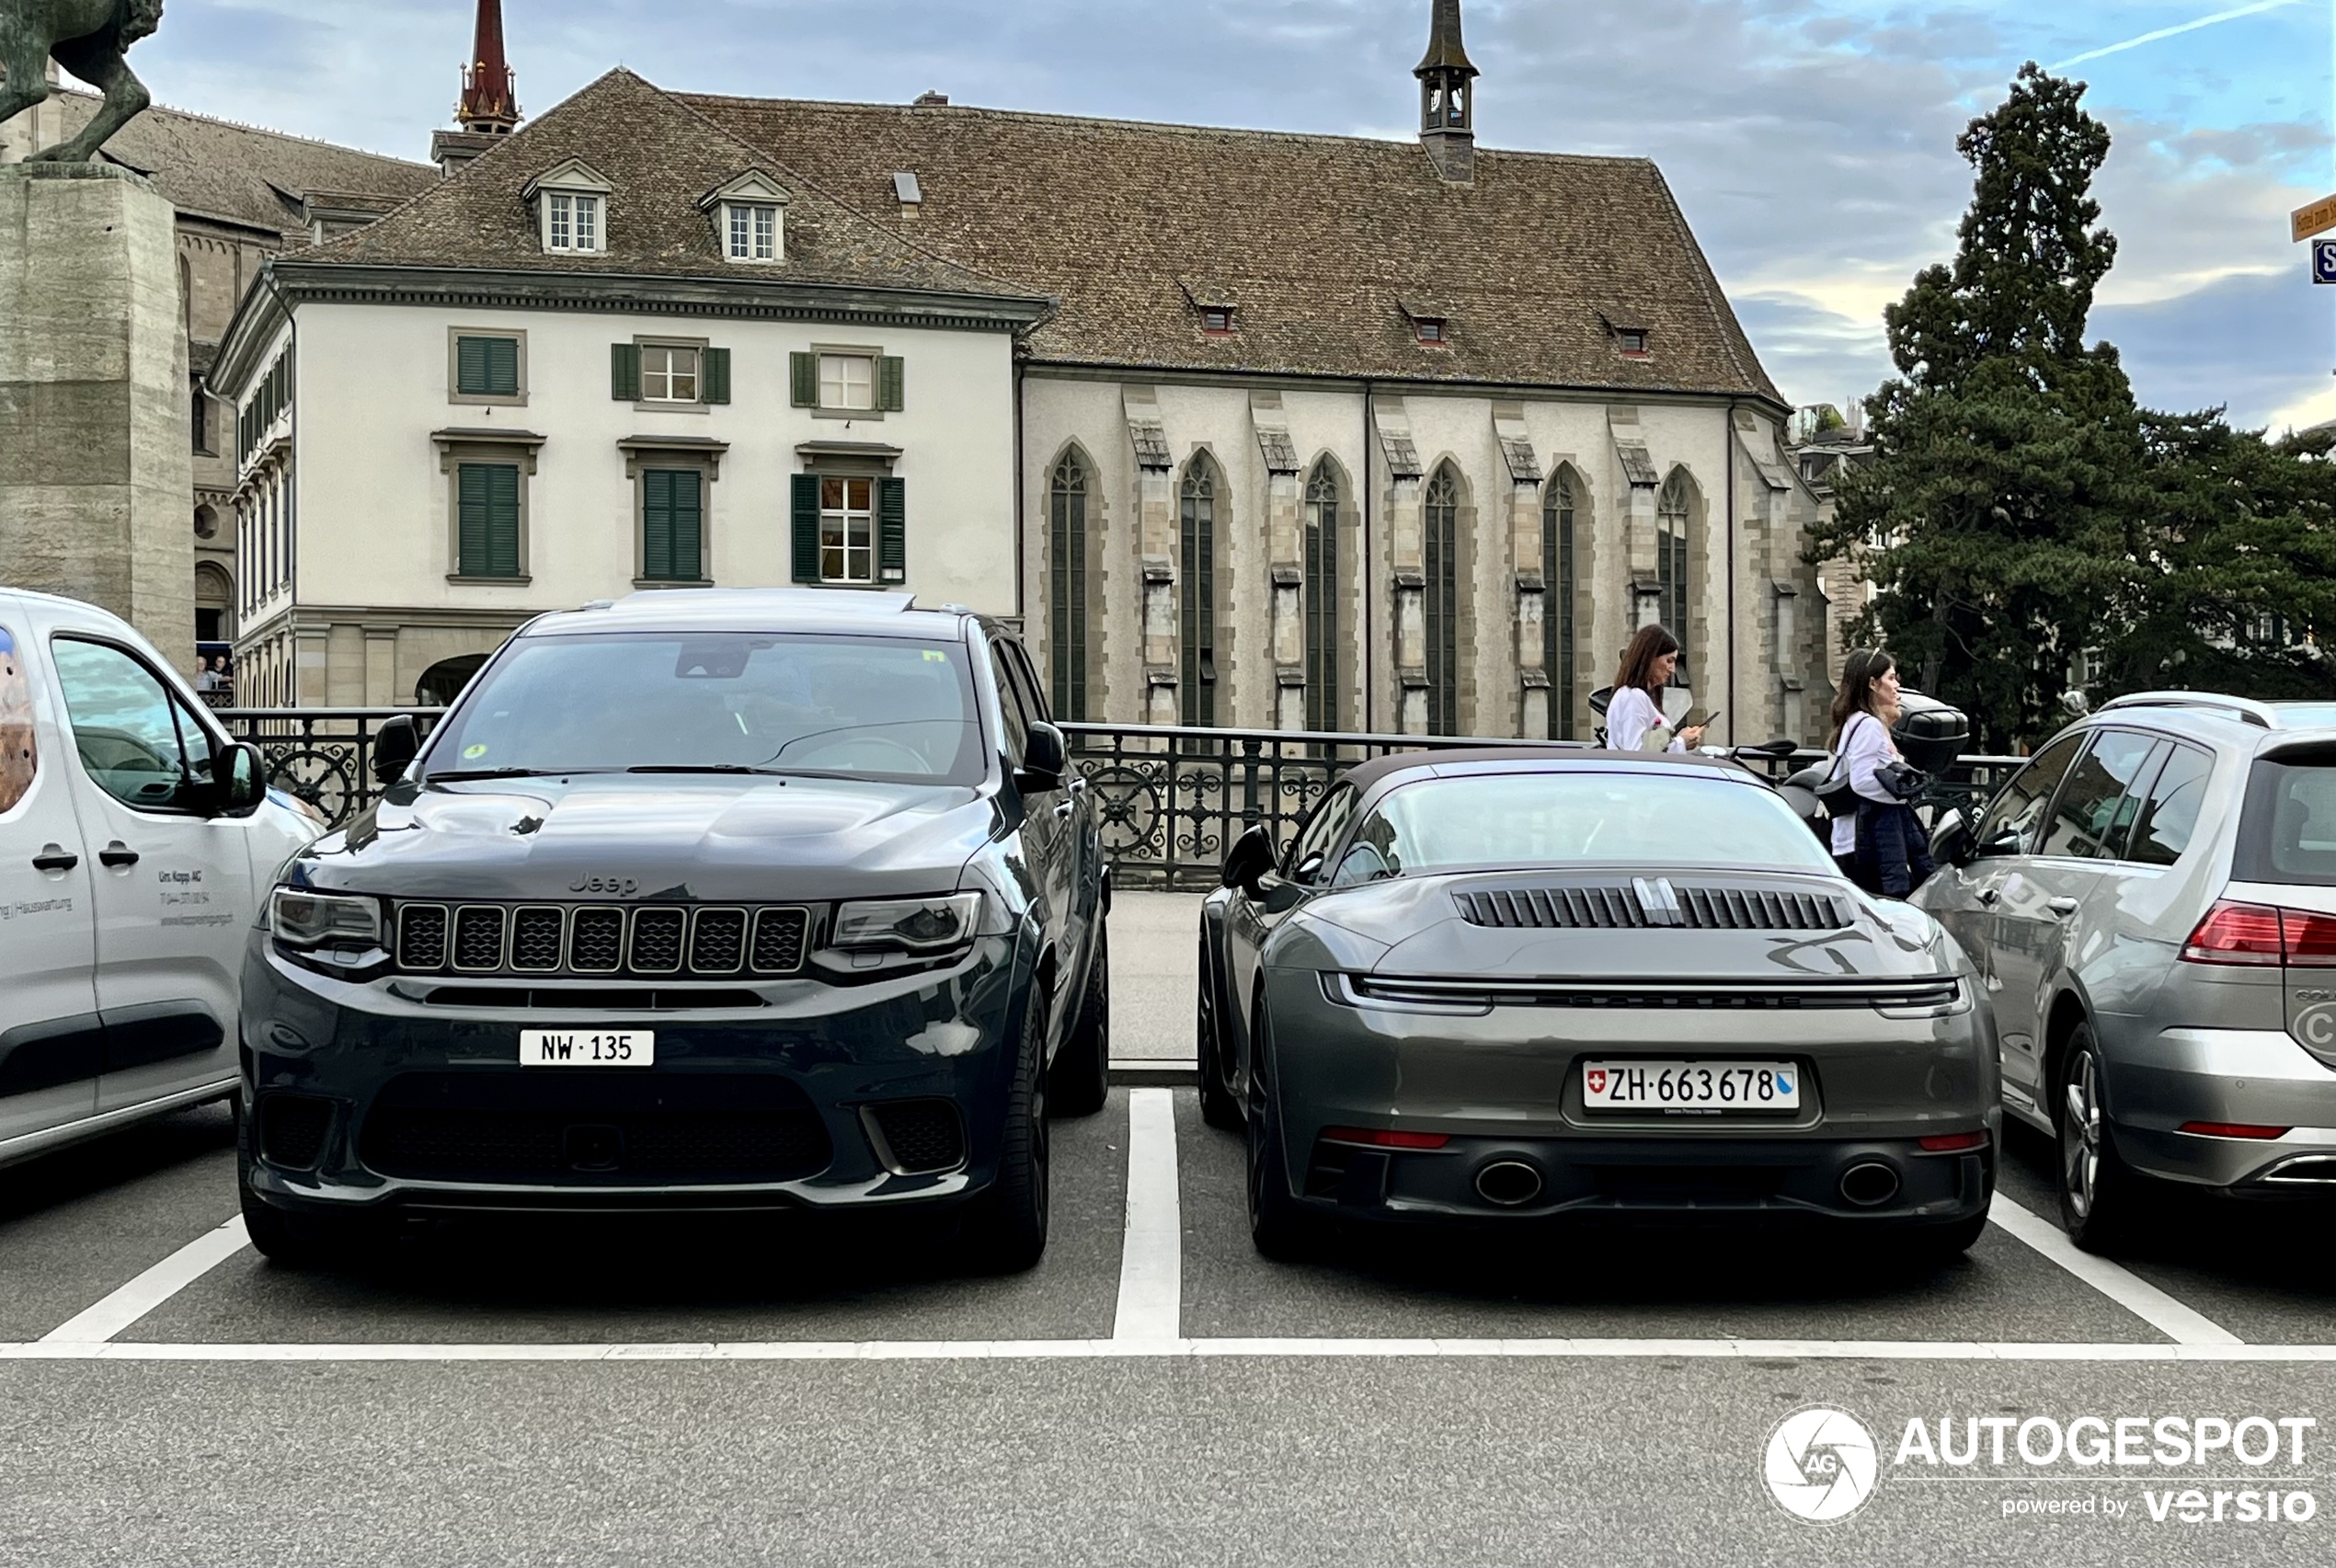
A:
[1917,1130,1988,1152]
[2179,1121,2290,1140]
[1320,1126,1451,1150]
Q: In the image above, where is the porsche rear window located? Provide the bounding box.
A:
[1331,771,1840,886]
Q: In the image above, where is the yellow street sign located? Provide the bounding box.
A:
[2294,193,2336,243]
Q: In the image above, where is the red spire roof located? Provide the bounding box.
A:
[457,0,520,132]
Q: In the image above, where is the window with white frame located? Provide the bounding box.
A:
[819,353,874,412]
[726,202,780,262]
[640,345,701,404]
[544,190,602,254]
[820,477,875,584]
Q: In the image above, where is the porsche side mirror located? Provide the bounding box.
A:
[371,715,420,785]
[1220,822,1275,894]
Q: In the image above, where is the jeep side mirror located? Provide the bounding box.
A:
[1220,823,1275,895]
[372,715,420,785]
[1017,721,1068,794]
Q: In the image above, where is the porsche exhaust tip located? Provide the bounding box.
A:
[1839,1162,1900,1207]
[1474,1160,1544,1207]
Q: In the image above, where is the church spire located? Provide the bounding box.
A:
[1414,0,1479,183]
[457,0,521,135]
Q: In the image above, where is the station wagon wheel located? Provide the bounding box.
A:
[2055,1023,2136,1252]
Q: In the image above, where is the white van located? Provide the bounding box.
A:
[0,589,319,1169]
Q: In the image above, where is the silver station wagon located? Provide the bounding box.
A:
[1922,693,2336,1249]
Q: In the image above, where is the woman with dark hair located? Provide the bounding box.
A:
[1606,624,1705,753]
[1827,648,1932,897]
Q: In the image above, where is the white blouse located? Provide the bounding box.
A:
[1827,710,1902,856]
[1607,686,1687,753]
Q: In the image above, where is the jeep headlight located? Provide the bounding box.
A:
[270,887,384,950]
[831,893,983,953]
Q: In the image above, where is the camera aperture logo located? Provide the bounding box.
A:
[1764,1406,1881,1524]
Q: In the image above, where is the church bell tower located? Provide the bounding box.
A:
[1415,0,1479,183]
[432,0,523,174]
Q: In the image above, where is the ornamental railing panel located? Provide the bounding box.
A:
[219,707,2029,884]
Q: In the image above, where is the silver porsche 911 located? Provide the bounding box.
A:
[1197,749,1999,1262]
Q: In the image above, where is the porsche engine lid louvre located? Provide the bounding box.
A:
[1451,882,1853,933]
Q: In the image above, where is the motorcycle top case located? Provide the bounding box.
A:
[1893,702,1969,775]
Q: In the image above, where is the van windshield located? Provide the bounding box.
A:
[430,632,986,785]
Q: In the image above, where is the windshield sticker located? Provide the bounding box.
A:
[463,744,490,761]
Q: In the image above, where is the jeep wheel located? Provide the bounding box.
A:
[1047,923,1111,1117]
[963,992,1049,1273]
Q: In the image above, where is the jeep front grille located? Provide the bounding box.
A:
[389,901,814,980]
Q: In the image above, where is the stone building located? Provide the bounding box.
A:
[213,0,1836,738]
[1786,404,1880,666]
[1,71,433,672]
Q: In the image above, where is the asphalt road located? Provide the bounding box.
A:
[2,1075,2332,1568]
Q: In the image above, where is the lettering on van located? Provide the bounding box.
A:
[0,897,74,920]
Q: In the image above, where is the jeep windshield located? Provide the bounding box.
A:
[428,632,987,786]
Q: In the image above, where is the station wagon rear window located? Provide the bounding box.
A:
[432,633,985,785]
[1331,772,1839,886]
[2238,754,2336,886]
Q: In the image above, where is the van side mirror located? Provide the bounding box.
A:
[204,742,266,818]
[371,715,420,785]
[1017,721,1067,794]
[1220,823,1275,895]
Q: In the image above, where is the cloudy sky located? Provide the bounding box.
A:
[109,0,2336,429]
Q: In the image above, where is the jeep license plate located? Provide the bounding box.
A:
[520,1030,655,1068]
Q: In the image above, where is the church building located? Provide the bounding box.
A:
[212,0,1833,742]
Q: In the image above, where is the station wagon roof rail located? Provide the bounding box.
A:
[2097,692,2278,728]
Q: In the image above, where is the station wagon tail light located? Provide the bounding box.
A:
[2179,1121,2290,1139]
[830,892,982,952]
[1319,1126,1451,1150]
[2180,901,2285,966]
[2179,900,2336,967]
[1917,1130,1988,1152]
[269,887,384,950]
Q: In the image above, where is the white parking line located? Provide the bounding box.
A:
[1111,1088,1182,1345]
[6,1337,2335,1364]
[38,1218,249,1345]
[1987,1196,2243,1346]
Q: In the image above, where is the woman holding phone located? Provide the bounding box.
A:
[1827,647,1932,897]
[1605,625,1707,753]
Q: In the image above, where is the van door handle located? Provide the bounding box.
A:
[2047,897,2080,918]
[31,844,78,873]
[97,841,140,868]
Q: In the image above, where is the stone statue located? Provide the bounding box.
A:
[0,0,166,164]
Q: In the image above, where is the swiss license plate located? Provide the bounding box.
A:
[520,1029,655,1068]
[1583,1059,1798,1112]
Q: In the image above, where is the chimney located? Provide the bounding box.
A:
[1414,0,1479,184]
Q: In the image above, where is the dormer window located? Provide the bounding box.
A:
[524,160,614,257]
[1401,298,1451,347]
[1414,317,1448,345]
[698,170,791,266]
[1616,327,1652,359]
[1201,306,1235,336]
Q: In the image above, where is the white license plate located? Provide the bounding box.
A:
[520,1029,655,1068]
[1583,1059,1799,1112]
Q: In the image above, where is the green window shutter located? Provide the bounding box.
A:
[457,464,489,576]
[486,337,519,396]
[876,476,907,583]
[642,469,674,581]
[456,337,485,395]
[459,463,521,578]
[791,474,821,583]
[671,469,703,580]
[702,347,730,406]
[790,351,818,408]
[877,356,904,413]
[611,342,640,401]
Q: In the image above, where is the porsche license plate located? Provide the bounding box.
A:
[520,1030,654,1067]
[1582,1060,1798,1111]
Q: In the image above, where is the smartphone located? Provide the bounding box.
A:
[1680,707,1722,731]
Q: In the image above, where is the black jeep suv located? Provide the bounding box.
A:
[239,589,1108,1271]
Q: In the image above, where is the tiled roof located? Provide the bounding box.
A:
[45,89,434,238]
[681,95,1780,402]
[306,70,1044,308]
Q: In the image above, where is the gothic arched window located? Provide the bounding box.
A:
[1658,471,1693,679]
[1179,454,1219,727]
[1304,460,1341,732]
[1544,468,1578,739]
[1423,463,1462,736]
[1048,452,1090,721]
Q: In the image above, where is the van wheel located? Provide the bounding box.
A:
[2057,1024,2139,1252]
[962,993,1049,1274]
[1197,939,1242,1130]
[1047,924,1111,1118]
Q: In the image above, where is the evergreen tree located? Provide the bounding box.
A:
[1811,64,2149,750]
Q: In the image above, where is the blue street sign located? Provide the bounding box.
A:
[2316,238,2336,285]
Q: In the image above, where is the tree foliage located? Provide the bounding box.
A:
[1808,63,2336,750]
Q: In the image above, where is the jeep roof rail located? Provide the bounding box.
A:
[2098,692,2276,728]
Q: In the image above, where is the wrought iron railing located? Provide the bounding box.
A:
[217,706,2029,883]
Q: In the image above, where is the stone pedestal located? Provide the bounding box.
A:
[0,164,193,673]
